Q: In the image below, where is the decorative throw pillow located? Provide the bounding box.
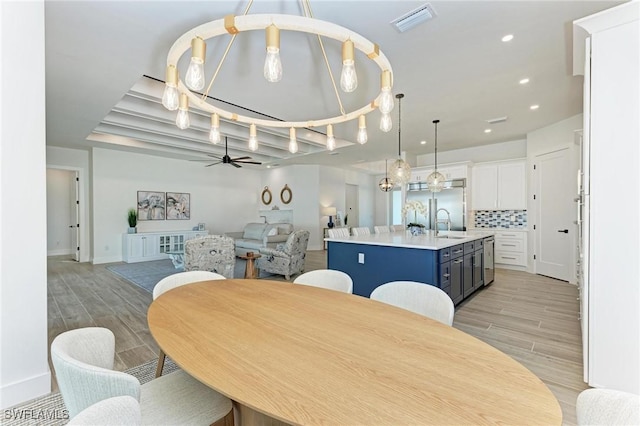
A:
[267,226,278,236]
[277,223,294,235]
[243,223,266,240]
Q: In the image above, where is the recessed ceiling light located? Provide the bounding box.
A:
[519,78,530,84]
[530,104,539,110]
[502,34,514,42]
[484,129,492,133]
[420,140,427,145]
[266,165,271,168]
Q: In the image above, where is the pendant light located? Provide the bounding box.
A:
[378,159,394,192]
[389,93,411,187]
[426,119,445,192]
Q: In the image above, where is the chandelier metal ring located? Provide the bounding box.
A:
[167,14,393,129]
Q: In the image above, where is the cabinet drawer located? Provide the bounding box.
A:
[439,247,451,263]
[475,239,483,250]
[495,251,526,266]
[450,244,464,259]
[495,239,524,253]
[495,231,525,241]
[464,241,475,253]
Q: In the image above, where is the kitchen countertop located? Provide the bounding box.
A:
[325,230,495,250]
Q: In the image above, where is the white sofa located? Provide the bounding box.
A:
[226,223,293,256]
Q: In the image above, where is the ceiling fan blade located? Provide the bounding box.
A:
[207,154,223,159]
[234,160,262,165]
[232,156,251,161]
[190,159,220,162]
[205,161,222,167]
[230,161,242,168]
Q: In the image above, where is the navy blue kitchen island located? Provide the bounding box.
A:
[326,230,493,305]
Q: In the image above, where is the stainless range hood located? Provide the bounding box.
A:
[407,178,466,191]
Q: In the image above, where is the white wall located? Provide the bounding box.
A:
[417,139,527,166]
[526,114,582,274]
[92,148,262,264]
[47,146,91,262]
[0,0,50,408]
[263,165,322,250]
[46,169,73,256]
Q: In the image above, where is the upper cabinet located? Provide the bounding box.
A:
[471,160,526,210]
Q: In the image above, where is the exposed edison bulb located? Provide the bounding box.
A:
[288,127,298,154]
[162,65,179,110]
[264,25,282,83]
[340,40,357,92]
[378,70,394,114]
[209,113,221,144]
[380,113,392,132]
[356,115,368,144]
[185,37,206,91]
[248,124,258,151]
[176,93,190,130]
[326,124,336,151]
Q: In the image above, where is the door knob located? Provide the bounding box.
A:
[557,229,569,233]
[69,225,74,228]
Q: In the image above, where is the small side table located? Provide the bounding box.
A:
[238,253,262,279]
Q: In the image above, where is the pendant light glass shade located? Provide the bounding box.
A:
[162,65,179,111]
[209,113,221,144]
[264,25,283,83]
[248,124,258,151]
[391,93,411,186]
[340,40,357,92]
[185,37,206,91]
[378,159,394,192]
[176,93,190,130]
[427,119,445,192]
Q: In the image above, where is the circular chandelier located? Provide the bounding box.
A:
[162,0,395,154]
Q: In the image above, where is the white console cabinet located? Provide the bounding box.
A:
[122,230,208,263]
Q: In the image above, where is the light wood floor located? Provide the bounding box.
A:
[47,252,586,425]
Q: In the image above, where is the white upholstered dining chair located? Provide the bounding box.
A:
[51,327,233,425]
[374,225,390,234]
[293,269,354,293]
[327,227,350,238]
[370,281,455,326]
[68,396,141,426]
[390,224,405,232]
[351,227,371,236]
[153,270,226,377]
[576,388,640,425]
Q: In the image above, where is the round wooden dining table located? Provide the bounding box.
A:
[148,279,562,425]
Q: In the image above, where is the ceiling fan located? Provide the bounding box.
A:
[191,137,262,168]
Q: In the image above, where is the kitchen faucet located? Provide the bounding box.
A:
[436,208,452,232]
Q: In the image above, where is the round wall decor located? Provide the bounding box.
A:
[261,186,272,205]
[280,184,292,204]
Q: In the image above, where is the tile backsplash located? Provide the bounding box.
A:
[474,210,527,229]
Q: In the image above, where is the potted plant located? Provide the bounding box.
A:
[127,208,137,234]
[402,200,427,235]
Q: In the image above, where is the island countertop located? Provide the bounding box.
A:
[325,230,495,250]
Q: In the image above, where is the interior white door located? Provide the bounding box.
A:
[345,184,359,227]
[535,148,574,281]
[71,171,80,261]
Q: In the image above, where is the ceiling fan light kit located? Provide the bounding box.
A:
[162,0,394,157]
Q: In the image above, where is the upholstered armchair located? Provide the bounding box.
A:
[184,235,235,278]
[257,230,310,280]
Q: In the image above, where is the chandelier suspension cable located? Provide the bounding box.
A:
[433,119,438,172]
[397,94,402,157]
[302,0,346,116]
[202,0,255,100]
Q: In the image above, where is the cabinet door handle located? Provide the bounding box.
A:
[557,229,569,233]
[443,273,450,278]
[501,256,516,260]
[443,253,450,257]
[502,244,516,247]
[453,259,463,264]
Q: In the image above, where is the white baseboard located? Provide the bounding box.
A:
[0,370,51,410]
[47,248,73,256]
[92,255,122,265]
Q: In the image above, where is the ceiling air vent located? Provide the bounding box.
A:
[486,116,508,124]
[391,3,437,33]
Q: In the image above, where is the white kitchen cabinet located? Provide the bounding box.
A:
[494,230,527,268]
[122,230,207,263]
[471,160,525,210]
[574,3,639,393]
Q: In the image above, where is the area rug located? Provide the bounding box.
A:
[1,358,179,426]
[106,258,274,294]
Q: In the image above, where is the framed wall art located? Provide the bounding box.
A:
[166,192,190,220]
[137,191,166,220]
